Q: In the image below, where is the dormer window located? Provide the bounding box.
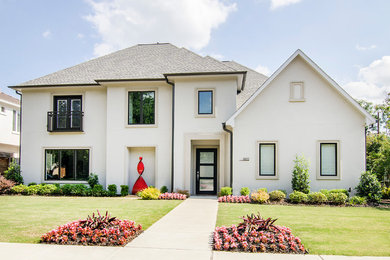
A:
[289,82,305,102]
[197,89,214,117]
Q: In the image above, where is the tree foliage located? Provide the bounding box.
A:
[291,155,310,194]
[366,134,390,183]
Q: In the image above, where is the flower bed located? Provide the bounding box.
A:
[40,211,142,246]
[158,192,187,200]
[213,213,307,254]
[218,195,251,203]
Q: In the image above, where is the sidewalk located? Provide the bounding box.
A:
[0,197,389,259]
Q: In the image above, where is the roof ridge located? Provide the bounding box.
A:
[204,55,239,71]
[223,60,267,77]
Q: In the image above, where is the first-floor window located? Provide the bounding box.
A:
[45,149,89,181]
[259,143,276,176]
[320,143,337,176]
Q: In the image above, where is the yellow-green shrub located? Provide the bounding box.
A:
[11,184,27,194]
[269,190,286,202]
[250,190,269,204]
[140,187,161,200]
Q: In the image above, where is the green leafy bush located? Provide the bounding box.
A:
[88,173,99,188]
[320,189,329,196]
[160,186,168,193]
[107,184,117,196]
[176,189,190,198]
[120,185,129,196]
[92,184,105,197]
[61,184,73,195]
[4,161,23,184]
[327,192,348,205]
[269,190,286,202]
[71,184,89,196]
[0,176,15,194]
[28,182,37,186]
[257,188,267,193]
[240,187,250,196]
[291,155,310,194]
[348,196,367,205]
[11,184,27,194]
[382,186,390,199]
[26,185,40,195]
[250,190,269,204]
[307,192,327,204]
[37,184,58,195]
[140,187,160,200]
[220,187,232,196]
[289,191,308,204]
[329,189,349,197]
[356,171,382,202]
[279,190,287,196]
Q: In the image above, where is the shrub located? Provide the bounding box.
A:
[11,184,27,194]
[291,155,310,194]
[355,171,382,203]
[61,184,73,196]
[176,189,190,198]
[382,186,390,199]
[0,175,15,194]
[257,188,267,193]
[28,182,37,186]
[40,210,143,246]
[37,184,58,195]
[269,190,286,202]
[88,173,99,188]
[327,192,348,205]
[26,185,40,195]
[320,189,329,196]
[250,190,269,204]
[70,184,89,196]
[289,191,308,204]
[348,196,367,205]
[329,189,349,197]
[218,195,251,203]
[240,187,250,196]
[160,186,168,194]
[220,187,232,196]
[92,184,105,197]
[158,192,187,200]
[136,191,142,197]
[140,187,160,200]
[307,192,327,204]
[107,184,117,196]
[120,185,129,196]
[4,161,23,184]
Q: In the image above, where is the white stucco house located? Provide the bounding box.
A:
[10,43,375,195]
[0,92,20,174]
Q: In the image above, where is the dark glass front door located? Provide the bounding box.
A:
[196,148,217,195]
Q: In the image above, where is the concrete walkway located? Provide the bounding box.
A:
[1,197,389,259]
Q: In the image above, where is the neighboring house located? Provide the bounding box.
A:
[0,92,20,174]
[9,43,375,195]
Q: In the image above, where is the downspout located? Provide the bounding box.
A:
[364,127,367,171]
[165,77,175,192]
[15,90,22,165]
[222,123,233,192]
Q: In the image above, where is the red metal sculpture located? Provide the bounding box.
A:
[132,157,148,194]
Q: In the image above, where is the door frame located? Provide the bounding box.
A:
[195,148,217,195]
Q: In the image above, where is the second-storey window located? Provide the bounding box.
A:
[128,91,155,125]
[198,90,213,115]
[52,96,82,131]
[12,110,20,132]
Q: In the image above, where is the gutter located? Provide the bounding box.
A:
[222,123,233,191]
[15,90,22,165]
[165,77,175,192]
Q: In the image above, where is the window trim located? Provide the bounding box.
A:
[317,140,341,180]
[126,89,157,127]
[256,141,279,180]
[42,147,91,183]
[195,88,215,118]
[0,106,5,115]
[289,82,305,102]
[12,109,20,133]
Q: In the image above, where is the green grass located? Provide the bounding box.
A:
[0,196,181,243]
[217,203,390,256]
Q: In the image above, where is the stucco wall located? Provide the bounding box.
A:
[0,99,20,151]
[233,56,366,195]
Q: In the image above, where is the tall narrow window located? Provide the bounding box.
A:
[12,110,20,132]
[128,91,155,124]
[198,90,213,115]
[259,143,276,176]
[320,143,337,176]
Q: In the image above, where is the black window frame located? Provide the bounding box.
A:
[51,95,83,132]
[259,143,276,176]
[320,143,338,177]
[197,90,213,115]
[128,91,156,125]
[44,149,90,181]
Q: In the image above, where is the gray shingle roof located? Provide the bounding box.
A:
[18,43,236,86]
[223,61,268,108]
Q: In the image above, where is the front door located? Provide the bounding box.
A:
[196,148,217,195]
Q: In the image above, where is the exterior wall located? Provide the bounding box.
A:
[0,97,20,155]
[173,77,237,193]
[233,56,366,195]
[20,87,107,185]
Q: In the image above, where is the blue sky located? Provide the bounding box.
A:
[1,0,389,103]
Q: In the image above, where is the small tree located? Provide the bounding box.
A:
[291,155,310,194]
[87,173,99,188]
[356,171,382,203]
[4,160,23,184]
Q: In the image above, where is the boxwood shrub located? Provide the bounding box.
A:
[289,191,308,204]
[107,184,117,196]
[240,187,250,196]
[220,187,232,196]
[307,192,327,204]
[120,185,129,196]
[269,190,286,202]
[140,187,160,200]
[327,192,348,205]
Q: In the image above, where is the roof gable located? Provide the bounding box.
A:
[226,49,376,126]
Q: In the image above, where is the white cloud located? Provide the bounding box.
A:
[77,33,85,39]
[42,30,51,39]
[255,64,271,76]
[84,0,237,57]
[355,44,377,51]
[343,56,390,104]
[270,0,302,10]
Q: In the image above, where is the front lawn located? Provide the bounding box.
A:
[0,196,181,243]
[217,203,390,256]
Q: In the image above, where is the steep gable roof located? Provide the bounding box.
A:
[16,43,237,87]
[226,49,376,126]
